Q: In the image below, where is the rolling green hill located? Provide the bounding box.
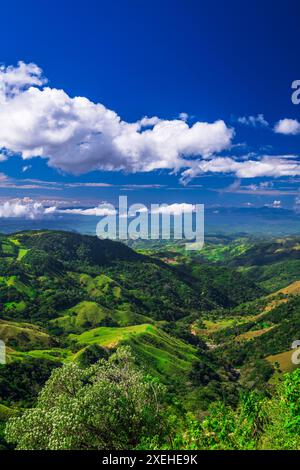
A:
[0,230,299,450]
[0,231,239,410]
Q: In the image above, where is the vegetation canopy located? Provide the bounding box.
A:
[0,231,299,450]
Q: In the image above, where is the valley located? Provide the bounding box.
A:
[0,230,299,449]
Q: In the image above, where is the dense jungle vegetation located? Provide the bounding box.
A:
[0,230,299,450]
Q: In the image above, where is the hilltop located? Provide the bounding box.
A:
[0,230,299,449]
[0,230,250,415]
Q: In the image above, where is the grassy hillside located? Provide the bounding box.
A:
[0,231,238,412]
[70,323,199,387]
[0,230,299,449]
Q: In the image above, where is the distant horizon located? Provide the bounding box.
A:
[1,204,300,238]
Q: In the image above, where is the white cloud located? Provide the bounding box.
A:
[0,198,56,218]
[274,118,300,135]
[22,165,32,173]
[237,114,269,128]
[0,198,116,218]
[181,155,300,181]
[0,61,46,101]
[61,202,197,217]
[222,180,296,196]
[60,202,195,217]
[271,200,281,207]
[0,148,16,161]
[3,62,299,184]
[59,206,116,216]
[0,197,200,220]
[65,182,112,188]
[151,203,195,215]
[138,116,161,127]
[0,62,234,176]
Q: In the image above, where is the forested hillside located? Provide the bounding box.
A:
[0,231,299,450]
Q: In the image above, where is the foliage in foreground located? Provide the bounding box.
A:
[167,368,300,450]
[5,347,300,450]
[5,347,167,450]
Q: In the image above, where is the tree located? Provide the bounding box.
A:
[5,347,167,450]
[167,369,300,451]
[260,368,300,450]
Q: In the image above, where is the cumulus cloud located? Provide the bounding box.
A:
[138,116,161,127]
[0,198,117,218]
[0,198,56,218]
[274,118,300,135]
[3,62,299,184]
[0,198,197,219]
[181,155,300,182]
[59,206,116,216]
[0,61,46,100]
[3,197,199,218]
[0,62,233,175]
[151,203,195,215]
[237,114,269,128]
[62,202,196,217]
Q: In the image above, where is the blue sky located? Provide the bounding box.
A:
[0,0,300,219]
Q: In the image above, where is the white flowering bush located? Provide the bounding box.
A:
[5,347,167,450]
